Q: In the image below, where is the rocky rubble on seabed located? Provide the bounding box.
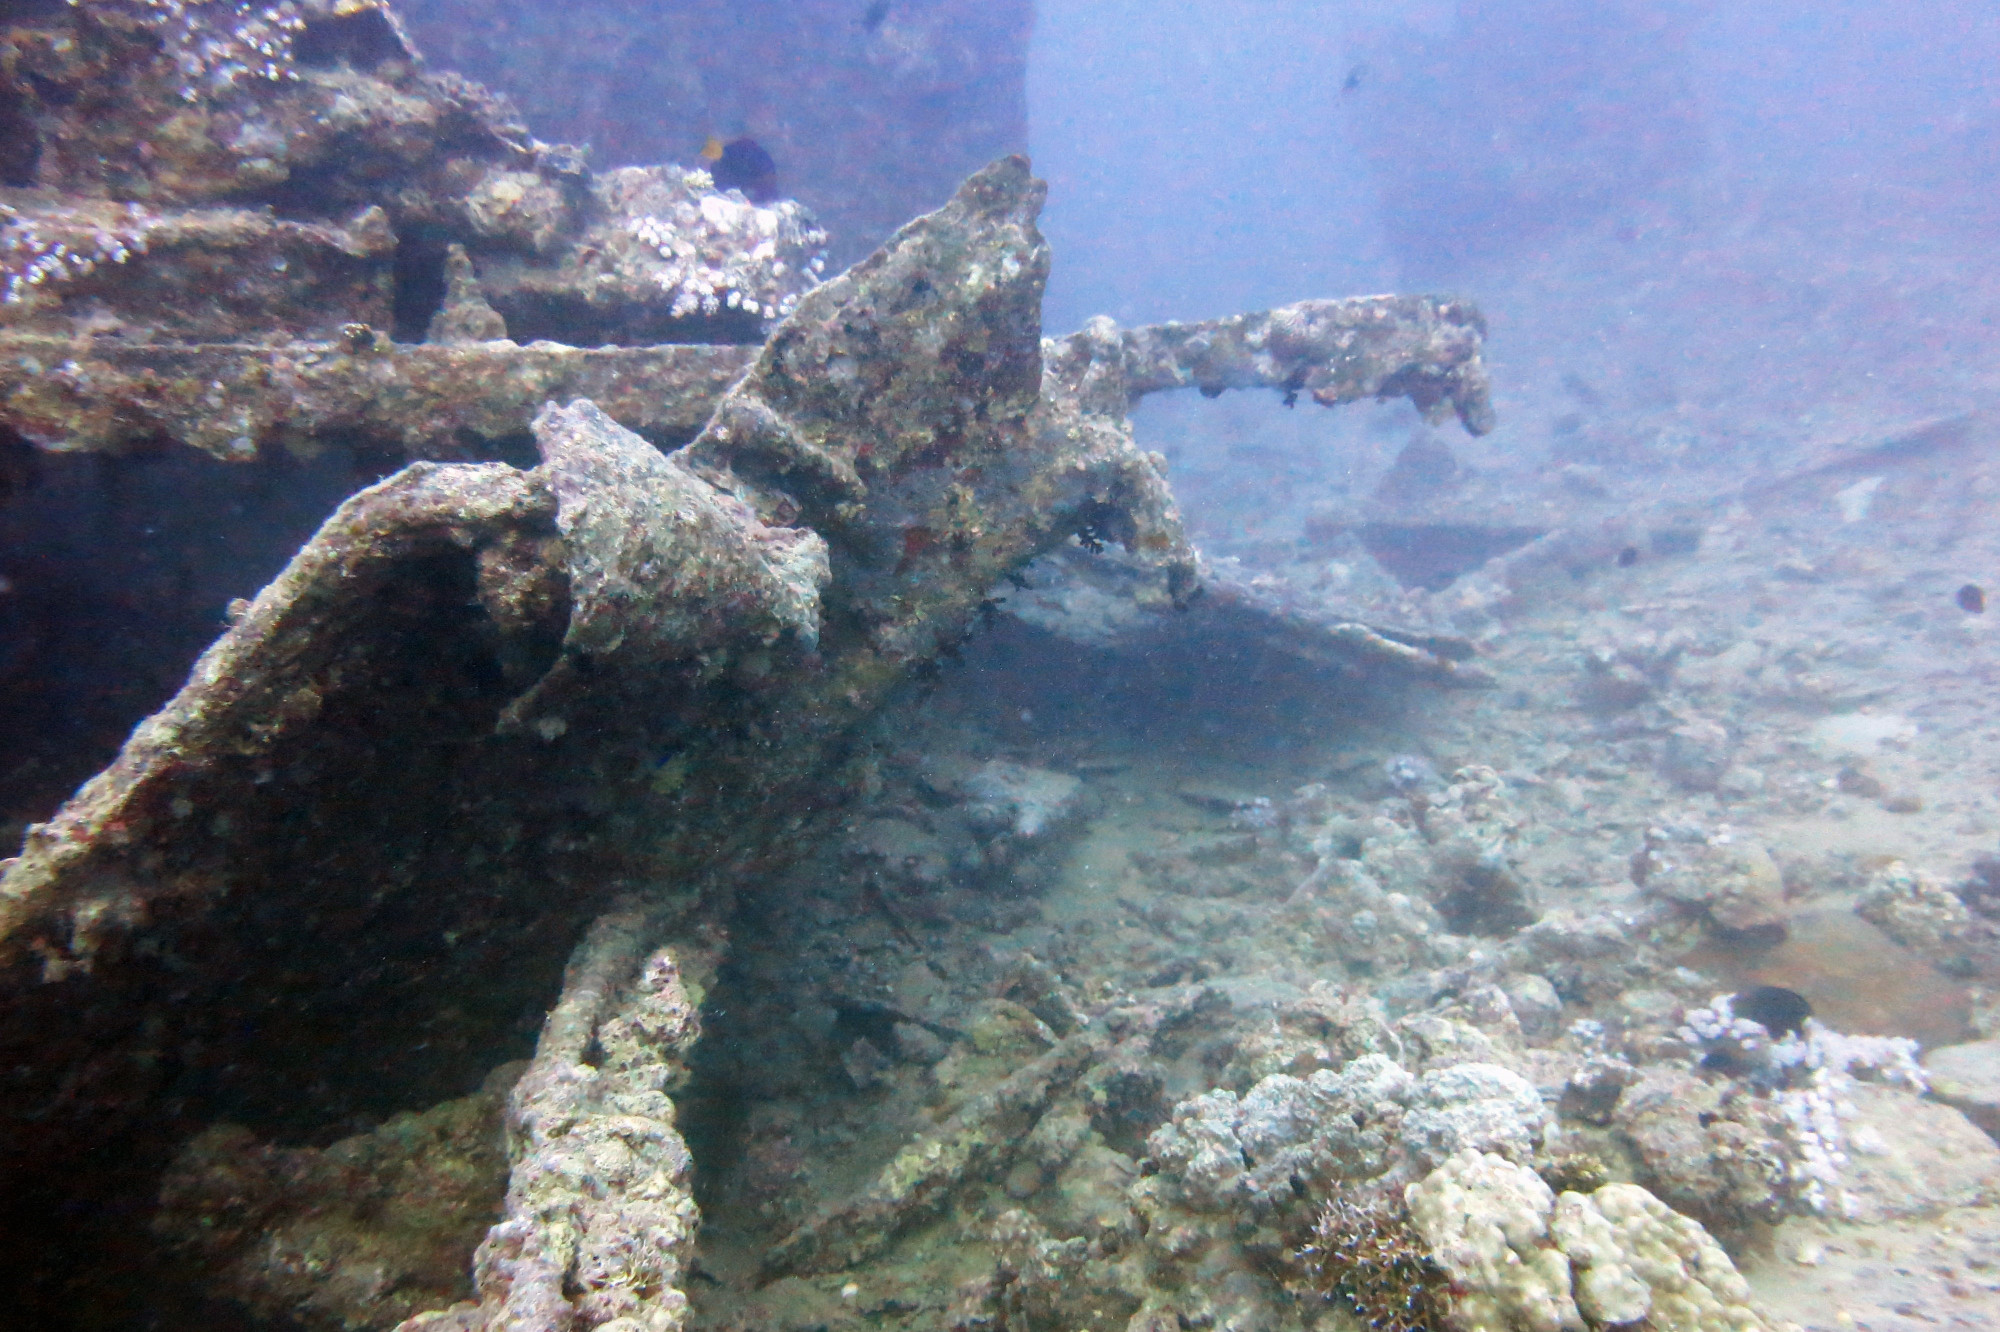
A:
[661,635,2000,1332]
[650,411,2000,1330]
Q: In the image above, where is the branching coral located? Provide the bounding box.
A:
[1299,1195,1451,1332]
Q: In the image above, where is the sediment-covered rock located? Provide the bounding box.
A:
[154,1065,521,1331]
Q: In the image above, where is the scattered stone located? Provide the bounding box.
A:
[1384,753,1446,793]
[1926,1038,2000,1138]
[1578,646,1656,711]
[1834,760,1885,799]
[960,760,1085,840]
[1716,765,1767,799]
[1561,1055,1640,1125]
[1503,909,1658,1006]
[1962,854,2000,920]
[1856,860,1982,972]
[891,1022,949,1066]
[842,1036,894,1089]
[1659,717,1734,792]
[1631,824,1789,939]
[1501,973,1564,1040]
[1415,765,1540,935]
[846,817,956,890]
[1612,1068,1802,1226]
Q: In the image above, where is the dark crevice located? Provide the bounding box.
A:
[390,227,452,342]
[459,428,544,471]
[679,953,764,1217]
[1355,521,1547,591]
[0,424,43,502]
[1434,869,1538,937]
[159,547,560,1138]
[487,290,766,347]
[257,156,373,221]
[0,73,41,186]
[0,445,367,834]
[292,7,412,72]
[0,535,582,1328]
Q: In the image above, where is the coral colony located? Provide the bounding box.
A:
[1680,992,1927,1217]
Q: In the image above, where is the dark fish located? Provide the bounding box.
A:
[1964,853,2000,918]
[1560,372,1604,410]
[1733,984,1812,1039]
[0,429,43,501]
[701,135,780,204]
[861,0,890,31]
[1341,63,1367,95]
[1616,546,1639,567]
[1958,583,1986,614]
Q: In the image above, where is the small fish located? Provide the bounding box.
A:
[861,0,890,31]
[1957,582,1986,614]
[1616,546,1639,567]
[1341,63,1367,96]
[701,135,779,204]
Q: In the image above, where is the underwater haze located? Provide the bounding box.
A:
[5,1,2000,1329]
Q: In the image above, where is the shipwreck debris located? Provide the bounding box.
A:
[0,335,757,460]
[1,0,825,350]
[404,904,714,1332]
[0,80,1498,1323]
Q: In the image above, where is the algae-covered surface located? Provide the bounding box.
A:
[7,3,2000,1331]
